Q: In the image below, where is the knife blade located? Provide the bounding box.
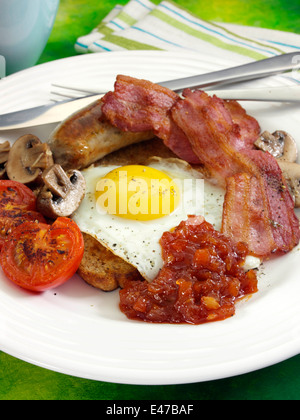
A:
[0,51,299,130]
[0,94,104,130]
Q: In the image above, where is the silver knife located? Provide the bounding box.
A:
[0,52,299,130]
[0,94,104,130]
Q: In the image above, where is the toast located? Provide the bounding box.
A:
[78,232,143,291]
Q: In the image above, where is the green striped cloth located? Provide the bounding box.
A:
[75,0,299,63]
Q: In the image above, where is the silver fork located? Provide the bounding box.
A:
[50,51,300,102]
[50,83,106,101]
[50,82,300,102]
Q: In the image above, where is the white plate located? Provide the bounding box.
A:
[0,50,300,385]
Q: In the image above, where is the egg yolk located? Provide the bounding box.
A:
[95,165,180,221]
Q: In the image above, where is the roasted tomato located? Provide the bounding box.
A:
[0,180,45,248]
[0,180,37,211]
[0,210,47,249]
[0,217,84,292]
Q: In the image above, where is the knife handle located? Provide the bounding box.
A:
[160,51,300,92]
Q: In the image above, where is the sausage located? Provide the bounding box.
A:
[47,98,154,170]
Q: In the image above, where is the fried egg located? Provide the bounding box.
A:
[72,157,227,282]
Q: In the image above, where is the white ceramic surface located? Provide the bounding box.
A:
[0,0,60,75]
[0,50,299,385]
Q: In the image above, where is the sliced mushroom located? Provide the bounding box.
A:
[277,160,300,208]
[0,141,11,178]
[255,130,298,162]
[6,134,54,184]
[37,164,86,219]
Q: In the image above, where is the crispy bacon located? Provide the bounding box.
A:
[223,100,260,150]
[102,75,300,258]
[171,91,300,256]
[102,77,260,166]
[221,170,299,256]
[102,75,201,163]
[242,150,300,255]
[171,90,253,186]
[102,75,178,132]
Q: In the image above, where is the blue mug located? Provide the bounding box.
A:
[0,0,60,75]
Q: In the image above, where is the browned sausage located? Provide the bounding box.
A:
[47,98,154,170]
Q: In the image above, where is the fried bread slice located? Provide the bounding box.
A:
[78,232,143,291]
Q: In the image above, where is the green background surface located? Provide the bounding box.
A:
[1,0,300,401]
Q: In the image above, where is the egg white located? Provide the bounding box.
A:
[72,158,226,282]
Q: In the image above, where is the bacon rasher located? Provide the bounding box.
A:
[102,75,300,258]
[102,75,201,164]
[222,171,299,257]
[172,91,299,256]
[171,89,260,186]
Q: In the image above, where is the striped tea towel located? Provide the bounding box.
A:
[75,0,300,64]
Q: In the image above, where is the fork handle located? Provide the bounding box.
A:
[208,86,300,102]
[160,52,300,92]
